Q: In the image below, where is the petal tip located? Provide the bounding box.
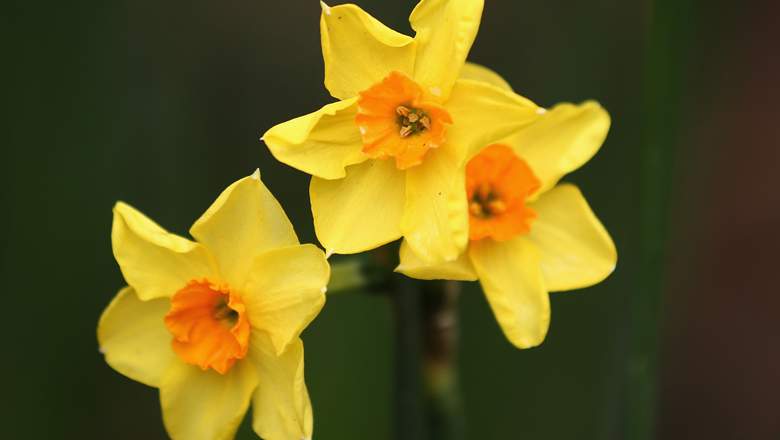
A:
[581,99,604,109]
[320,1,331,15]
[112,200,131,214]
[250,169,261,181]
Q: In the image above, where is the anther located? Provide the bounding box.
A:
[396,105,430,138]
[469,201,485,217]
[213,298,238,323]
[396,106,410,117]
[488,200,507,214]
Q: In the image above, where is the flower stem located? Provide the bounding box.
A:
[390,277,464,440]
[421,280,464,440]
[327,255,392,295]
[391,275,425,440]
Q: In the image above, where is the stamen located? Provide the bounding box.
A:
[488,200,507,214]
[356,72,453,169]
[465,144,541,241]
[213,297,238,324]
[396,105,431,138]
[469,183,510,219]
[469,201,485,217]
[165,281,250,374]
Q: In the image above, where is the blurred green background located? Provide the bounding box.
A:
[4,0,779,439]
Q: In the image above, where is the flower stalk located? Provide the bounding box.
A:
[421,280,464,440]
[392,275,426,440]
[390,277,464,440]
[327,257,384,295]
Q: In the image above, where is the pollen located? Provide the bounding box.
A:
[164,280,250,374]
[395,105,433,139]
[355,71,452,170]
[466,144,541,241]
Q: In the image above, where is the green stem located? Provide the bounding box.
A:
[333,250,464,439]
[421,280,464,440]
[326,255,392,295]
[392,275,425,440]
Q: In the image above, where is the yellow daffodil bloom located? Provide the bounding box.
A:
[263,0,542,263]
[397,66,617,349]
[98,171,328,440]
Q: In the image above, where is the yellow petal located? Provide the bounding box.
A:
[250,333,313,440]
[112,202,217,300]
[311,159,405,255]
[510,101,610,195]
[409,0,484,100]
[243,244,328,355]
[321,2,416,100]
[458,61,513,91]
[262,98,368,180]
[446,79,540,161]
[190,172,298,288]
[97,286,174,387]
[396,239,476,281]
[469,237,550,349]
[160,359,258,440]
[401,143,468,263]
[527,184,616,292]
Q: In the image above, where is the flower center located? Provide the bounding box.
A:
[164,280,250,374]
[355,71,452,170]
[469,182,508,219]
[396,105,431,138]
[212,296,239,324]
[466,144,541,241]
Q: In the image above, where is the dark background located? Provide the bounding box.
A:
[3,0,779,438]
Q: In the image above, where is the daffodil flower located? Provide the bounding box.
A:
[98,171,328,440]
[263,0,542,263]
[397,67,617,349]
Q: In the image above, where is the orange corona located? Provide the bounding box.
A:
[355,71,452,169]
[164,281,250,374]
[466,144,541,241]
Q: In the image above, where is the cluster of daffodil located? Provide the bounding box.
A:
[98,0,616,439]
